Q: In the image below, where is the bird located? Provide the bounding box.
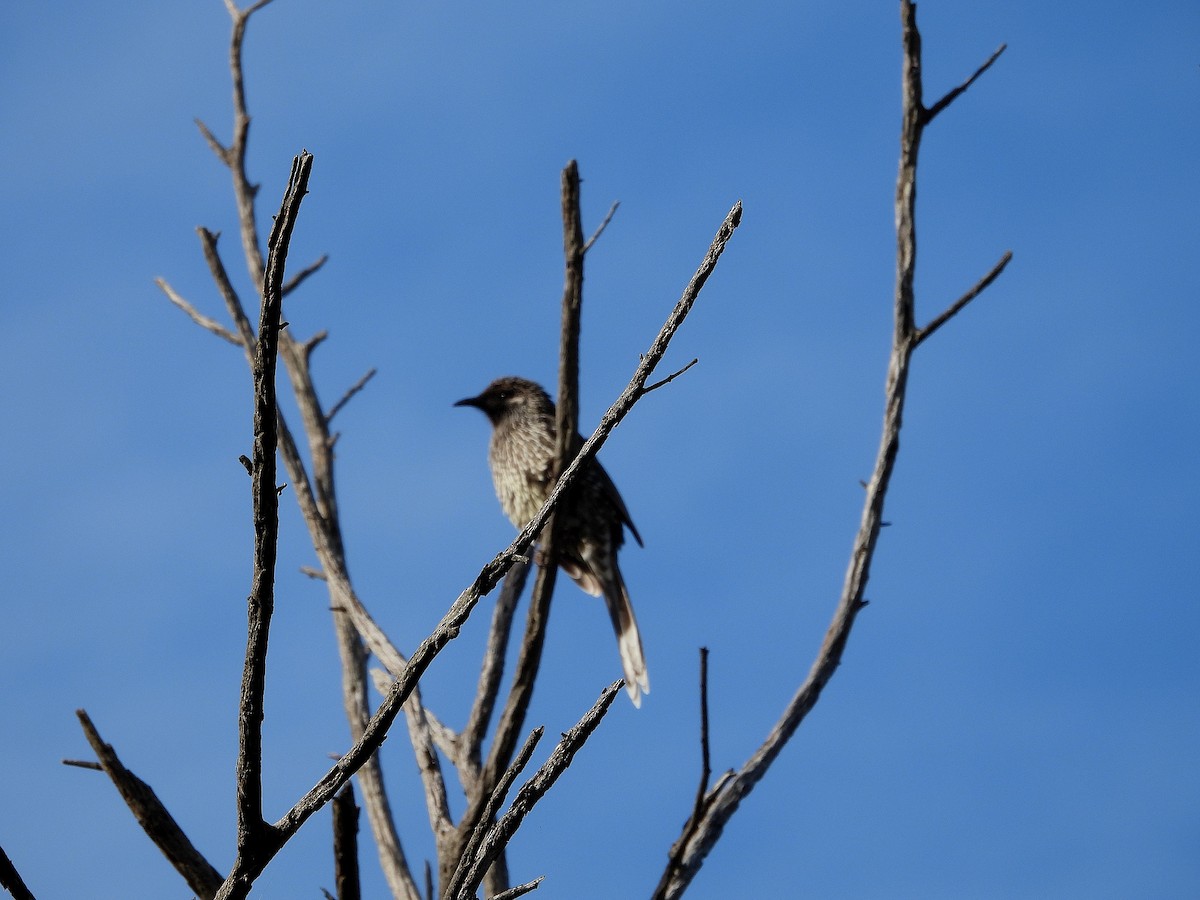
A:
[455,376,649,706]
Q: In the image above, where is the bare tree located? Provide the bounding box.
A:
[17,2,1011,899]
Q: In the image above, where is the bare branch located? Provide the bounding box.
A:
[650,5,1007,895]
[488,877,544,900]
[462,561,530,778]
[198,227,257,356]
[260,195,740,880]
[642,357,698,396]
[0,842,36,900]
[582,200,619,253]
[453,682,622,900]
[653,649,713,898]
[194,117,230,163]
[156,277,242,346]
[282,253,329,297]
[61,758,104,771]
[331,785,361,900]
[445,728,545,900]
[924,42,1008,124]
[914,250,1012,347]
[75,710,224,899]
[327,367,378,423]
[223,152,313,900]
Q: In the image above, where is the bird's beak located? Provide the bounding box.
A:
[454,395,483,409]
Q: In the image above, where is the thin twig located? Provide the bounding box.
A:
[488,876,545,900]
[642,358,698,395]
[283,253,329,297]
[582,200,620,253]
[463,561,530,778]
[327,368,377,423]
[61,759,103,771]
[653,648,713,898]
[914,250,1012,347]
[157,278,242,346]
[924,43,1008,123]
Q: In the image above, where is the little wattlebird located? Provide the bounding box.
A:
[455,376,649,706]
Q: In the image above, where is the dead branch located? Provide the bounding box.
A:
[217,149,313,900]
[73,710,224,899]
[451,682,622,900]
[487,877,543,900]
[332,785,362,900]
[451,159,588,895]
[0,844,36,900]
[650,4,1009,896]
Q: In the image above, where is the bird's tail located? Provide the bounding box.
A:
[603,572,650,708]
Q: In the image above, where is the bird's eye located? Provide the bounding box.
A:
[497,391,509,402]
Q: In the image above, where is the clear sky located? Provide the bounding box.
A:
[2,1,1197,897]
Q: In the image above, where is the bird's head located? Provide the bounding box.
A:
[454,376,551,427]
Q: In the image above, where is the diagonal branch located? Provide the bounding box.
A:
[462,561,530,778]
[444,728,544,900]
[283,253,330,297]
[157,278,242,346]
[914,250,1012,347]
[924,42,1008,124]
[74,710,224,899]
[250,196,740,887]
[452,682,622,900]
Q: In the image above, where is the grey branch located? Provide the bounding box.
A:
[582,200,620,253]
[283,253,329,297]
[327,367,378,423]
[651,4,1007,896]
[444,728,545,900]
[488,877,544,900]
[156,278,242,346]
[452,682,622,900]
[254,191,740,889]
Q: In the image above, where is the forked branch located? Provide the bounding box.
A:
[651,4,1009,896]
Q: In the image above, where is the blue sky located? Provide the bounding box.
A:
[2,1,1197,897]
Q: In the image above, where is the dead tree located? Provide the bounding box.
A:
[28,1,1010,899]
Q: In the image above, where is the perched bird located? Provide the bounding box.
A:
[455,376,649,706]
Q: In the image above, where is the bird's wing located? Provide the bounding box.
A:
[594,458,642,547]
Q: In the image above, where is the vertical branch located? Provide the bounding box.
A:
[221,150,313,899]
[650,3,1009,896]
[452,160,587,898]
[332,785,362,900]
